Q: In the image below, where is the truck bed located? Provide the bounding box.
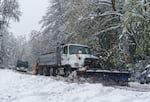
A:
[38,52,59,66]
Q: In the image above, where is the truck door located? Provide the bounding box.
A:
[61,46,69,65]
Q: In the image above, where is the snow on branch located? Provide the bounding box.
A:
[98,11,123,17]
[95,25,121,36]
[98,0,112,6]
[78,11,122,22]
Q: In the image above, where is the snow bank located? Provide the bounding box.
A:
[0,69,150,102]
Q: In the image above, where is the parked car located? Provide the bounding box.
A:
[139,64,150,84]
[16,60,29,72]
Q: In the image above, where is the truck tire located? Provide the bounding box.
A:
[43,67,50,76]
[49,68,53,76]
[64,65,72,77]
[52,68,57,76]
[140,81,144,84]
[38,67,43,75]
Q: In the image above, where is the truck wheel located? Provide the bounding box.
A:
[146,81,149,84]
[52,68,57,76]
[43,67,50,76]
[49,68,53,76]
[38,67,43,75]
[64,66,72,77]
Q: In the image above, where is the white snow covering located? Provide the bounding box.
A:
[146,64,150,68]
[1,69,150,102]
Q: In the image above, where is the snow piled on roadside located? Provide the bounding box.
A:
[0,69,150,102]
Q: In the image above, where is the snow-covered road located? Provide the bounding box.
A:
[0,69,150,102]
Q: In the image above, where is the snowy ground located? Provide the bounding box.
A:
[0,69,150,102]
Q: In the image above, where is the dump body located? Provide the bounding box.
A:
[38,53,58,66]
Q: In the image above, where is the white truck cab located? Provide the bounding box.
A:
[61,44,97,69]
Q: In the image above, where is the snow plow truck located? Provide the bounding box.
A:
[32,43,130,84]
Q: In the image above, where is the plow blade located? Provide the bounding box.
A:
[77,69,130,82]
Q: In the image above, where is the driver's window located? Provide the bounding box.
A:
[63,46,68,54]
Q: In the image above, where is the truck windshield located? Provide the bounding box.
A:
[69,45,91,55]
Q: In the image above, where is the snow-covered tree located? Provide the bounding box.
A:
[0,0,21,65]
[121,0,150,63]
[31,0,149,68]
[39,0,126,67]
[40,0,67,46]
[28,30,43,65]
[0,0,21,22]
[40,0,90,47]
[0,29,19,66]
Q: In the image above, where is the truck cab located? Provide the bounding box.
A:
[60,44,97,69]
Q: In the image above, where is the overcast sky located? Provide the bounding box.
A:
[10,0,48,37]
